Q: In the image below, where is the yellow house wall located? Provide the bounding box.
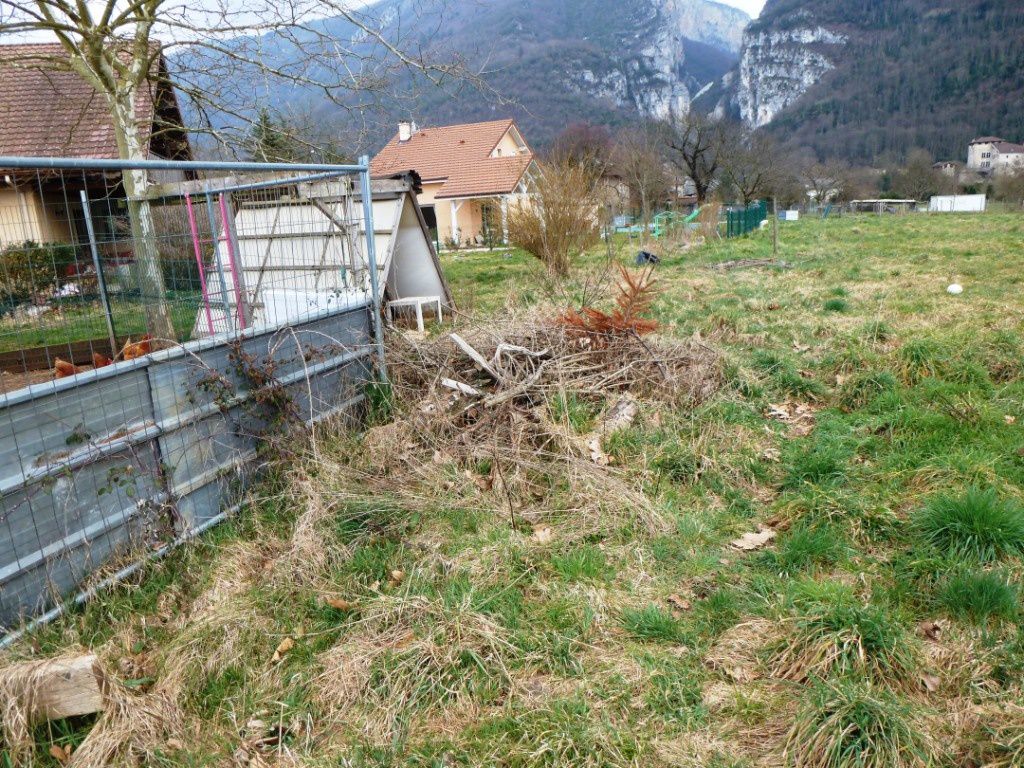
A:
[491,131,524,158]
[0,188,75,247]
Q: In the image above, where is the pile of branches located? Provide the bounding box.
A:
[359,268,722,535]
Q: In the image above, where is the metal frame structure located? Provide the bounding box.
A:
[0,156,386,644]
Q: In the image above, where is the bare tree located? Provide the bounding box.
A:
[800,158,849,208]
[0,0,471,337]
[994,167,1024,207]
[892,148,939,202]
[663,113,737,205]
[612,127,670,227]
[507,159,601,278]
[549,122,613,173]
[720,130,784,206]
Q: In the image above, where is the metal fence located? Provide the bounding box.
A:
[724,200,768,238]
[0,156,384,639]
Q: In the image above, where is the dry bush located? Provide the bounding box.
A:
[359,306,720,539]
[561,265,659,341]
[696,199,722,239]
[507,158,602,277]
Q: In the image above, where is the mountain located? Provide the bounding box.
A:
[175,0,750,150]
[704,0,1024,163]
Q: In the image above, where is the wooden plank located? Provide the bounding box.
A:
[2,654,106,721]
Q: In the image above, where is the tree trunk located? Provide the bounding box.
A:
[109,92,176,341]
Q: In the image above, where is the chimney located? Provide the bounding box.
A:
[398,121,417,142]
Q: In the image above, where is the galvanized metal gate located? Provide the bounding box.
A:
[0,156,385,640]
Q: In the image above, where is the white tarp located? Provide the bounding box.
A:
[929,194,987,213]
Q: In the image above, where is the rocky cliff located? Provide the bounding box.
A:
[706,0,1024,162]
[179,0,751,149]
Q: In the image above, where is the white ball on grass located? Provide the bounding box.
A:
[947,283,964,295]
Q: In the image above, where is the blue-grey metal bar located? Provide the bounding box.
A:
[150,171,351,202]
[79,190,119,358]
[358,155,387,381]
[0,156,366,173]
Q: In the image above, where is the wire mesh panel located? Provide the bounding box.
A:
[0,157,383,635]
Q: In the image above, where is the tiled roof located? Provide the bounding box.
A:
[370,119,534,199]
[970,136,1006,144]
[992,141,1024,154]
[0,43,172,159]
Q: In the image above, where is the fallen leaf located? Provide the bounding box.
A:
[667,594,692,612]
[271,637,294,663]
[1005,415,1017,425]
[49,745,70,765]
[920,673,940,693]
[766,302,781,311]
[918,620,942,641]
[730,528,776,552]
[324,597,356,612]
[532,526,554,544]
[166,738,185,751]
[388,569,405,587]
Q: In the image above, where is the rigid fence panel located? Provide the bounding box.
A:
[0,156,385,636]
[0,301,374,629]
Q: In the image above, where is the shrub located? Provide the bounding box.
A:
[0,240,81,304]
[940,569,1019,625]
[506,158,601,277]
[785,679,932,768]
[916,487,1024,562]
[823,298,849,313]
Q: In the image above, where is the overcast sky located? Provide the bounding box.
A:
[719,0,766,16]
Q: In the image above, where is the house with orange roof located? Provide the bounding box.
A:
[0,42,192,248]
[371,119,537,248]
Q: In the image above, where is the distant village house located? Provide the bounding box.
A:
[371,119,537,248]
[966,136,1024,176]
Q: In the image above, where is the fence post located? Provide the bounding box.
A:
[358,156,388,382]
[79,190,118,358]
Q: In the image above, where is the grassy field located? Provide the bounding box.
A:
[3,212,1024,767]
[0,293,201,354]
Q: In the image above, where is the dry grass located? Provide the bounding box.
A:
[313,591,524,745]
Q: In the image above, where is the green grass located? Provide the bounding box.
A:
[621,605,682,642]
[0,292,201,352]
[7,213,1024,766]
[939,569,1020,624]
[915,487,1024,562]
[786,679,932,768]
[775,581,918,685]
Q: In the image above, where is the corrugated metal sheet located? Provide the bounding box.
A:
[0,302,374,630]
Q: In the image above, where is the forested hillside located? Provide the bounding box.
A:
[716,0,1024,162]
